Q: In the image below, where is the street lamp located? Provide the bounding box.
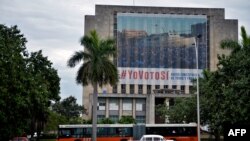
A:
[193,34,202,141]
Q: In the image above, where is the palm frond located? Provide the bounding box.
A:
[80,36,96,55]
[76,61,91,85]
[69,30,118,86]
[67,51,84,67]
[241,26,248,46]
[220,40,241,54]
[240,26,250,48]
[100,39,116,57]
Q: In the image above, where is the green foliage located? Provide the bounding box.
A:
[155,104,168,119]
[160,26,250,141]
[67,30,119,87]
[44,96,84,132]
[67,30,119,141]
[82,119,92,124]
[52,96,85,120]
[118,116,136,124]
[98,118,114,124]
[199,26,250,140]
[0,24,60,140]
[43,111,67,133]
[155,97,197,124]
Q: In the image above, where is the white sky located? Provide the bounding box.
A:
[0,0,249,105]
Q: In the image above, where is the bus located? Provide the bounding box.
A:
[57,123,197,141]
[145,123,197,141]
[57,124,133,141]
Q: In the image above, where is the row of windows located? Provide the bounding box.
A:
[97,115,145,123]
[98,98,146,111]
[113,84,193,94]
[59,126,133,138]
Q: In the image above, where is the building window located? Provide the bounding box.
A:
[172,85,177,89]
[181,85,185,93]
[98,98,106,111]
[155,85,160,90]
[121,84,126,94]
[164,85,168,89]
[109,98,119,110]
[109,115,119,123]
[147,85,151,94]
[136,116,145,123]
[136,99,146,111]
[123,99,132,111]
[113,85,117,93]
[130,85,134,94]
[138,85,143,94]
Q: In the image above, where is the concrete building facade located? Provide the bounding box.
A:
[83,5,238,124]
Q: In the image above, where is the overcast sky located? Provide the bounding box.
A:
[0,0,249,105]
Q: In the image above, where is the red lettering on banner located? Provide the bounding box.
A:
[161,71,165,80]
[139,71,143,79]
[128,70,132,79]
[133,71,137,79]
[155,72,159,80]
[120,69,169,81]
[150,72,154,79]
[145,72,149,79]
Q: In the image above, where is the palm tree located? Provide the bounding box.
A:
[67,30,118,141]
[221,26,250,53]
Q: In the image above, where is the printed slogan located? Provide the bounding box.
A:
[118,67,203,85]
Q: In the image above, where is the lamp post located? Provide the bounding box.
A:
[194,34,201,141]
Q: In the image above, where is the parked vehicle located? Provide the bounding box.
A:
[139,135,168,141]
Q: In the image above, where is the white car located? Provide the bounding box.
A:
[139,135,174,141]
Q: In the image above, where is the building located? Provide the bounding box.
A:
[83,5,238,124]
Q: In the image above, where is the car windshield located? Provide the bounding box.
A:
[142,137,166,141]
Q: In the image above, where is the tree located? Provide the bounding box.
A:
[154,26,250,141]
[52,96,84,121]
[199,26,250,141]
[166,97,197,123]
[43,111,67,134]
[0,24,29,140]
[67,30,118,141]
[0,24,60,140]
[26,50,60,138]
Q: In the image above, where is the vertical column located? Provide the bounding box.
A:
[143,84,147,94]
[105,98,109,118]
[133,98,136,119]
[117,84,121,94]
[135,84,138,94]
[119,98,123,118]
[146,94,155,124]
[126,84,129,94]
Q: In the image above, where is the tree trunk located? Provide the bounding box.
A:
[214,130,221,141]
[92,83,98,141]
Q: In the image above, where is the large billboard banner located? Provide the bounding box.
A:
[118,67,202,85]
[116,13,207,85]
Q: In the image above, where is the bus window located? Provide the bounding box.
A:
[83,127,91,137]
[97,127,108,137]
[59,128,71,138]
[72,128,83,138]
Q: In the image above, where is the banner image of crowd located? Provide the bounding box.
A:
[117,13,207,85]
